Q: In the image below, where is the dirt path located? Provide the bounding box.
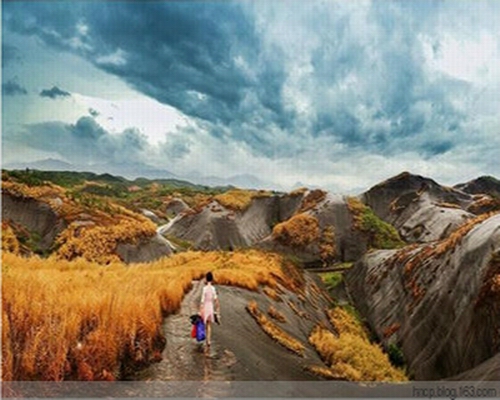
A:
[130,280,238,396]
[125,275,330,398]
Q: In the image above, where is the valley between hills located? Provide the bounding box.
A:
[2,169,499,386]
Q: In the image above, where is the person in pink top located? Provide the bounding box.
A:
[199,271,220,348]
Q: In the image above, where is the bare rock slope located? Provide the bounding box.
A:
[346,213,500,380]
[2,192,67,252]
[361,172,474,243]
[163,191,372,265]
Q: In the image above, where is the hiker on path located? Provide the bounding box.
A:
[199,272,220,348]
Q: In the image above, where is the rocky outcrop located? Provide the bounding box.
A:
[163,191,371,264]
[361,172,474,243]
[163,194,291,251]
[141,209,161,224]
[164,198,190,216]
[163,200,252,250]
[346,213,500,380]
[116,233,174,263]
[259,194,369,264]
[1,193,66,251]
[455,175,500,198]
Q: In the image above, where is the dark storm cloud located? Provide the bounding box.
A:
[2,1,483,161]
[12,117,149,166]
[40,86,71,99]
[3,2,289,150]
[2,44,22,67]
[2,79,28,96]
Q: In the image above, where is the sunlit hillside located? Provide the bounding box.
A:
[2,247,406,382]
[1,250,296,380]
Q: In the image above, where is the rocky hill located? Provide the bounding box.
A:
[2,168,499,382]
[162,189,404,266]
[1,173,174,263]
[455,175,500,198]
[360,172,475,243]
[346,213,500,380]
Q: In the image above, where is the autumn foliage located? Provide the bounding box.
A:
[308,307,407,381]
[246,300,305,356]
[272,213,320,248]
[2,249,299,381]
[2,222,20,254]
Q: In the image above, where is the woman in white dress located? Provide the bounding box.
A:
[199,271,220,347]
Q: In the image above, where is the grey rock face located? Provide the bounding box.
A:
[116,233,174,263]
[1,193,67,251]
[164,198,190,216]
[163,191,368,264]
[346,213,500,380]
[455,175,500,198]
[141,209,161,224]
[361,172,475,243]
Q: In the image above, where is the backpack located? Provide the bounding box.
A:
[195,319,206,342]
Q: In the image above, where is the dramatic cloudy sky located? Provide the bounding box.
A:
[3,1,500,192]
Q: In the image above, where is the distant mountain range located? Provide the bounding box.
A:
[3,158,282,190]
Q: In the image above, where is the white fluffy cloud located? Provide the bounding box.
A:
[3,1,500,191]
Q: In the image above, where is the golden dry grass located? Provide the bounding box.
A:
[272,213,320,248]
[213,189,255,211]
[2,249,296,381]
[309,308,407,382]
[246,301,305,356]
[3,178,160,263]
[435,202,462,209]
[268,306,287,323]
[2,222,20,254]
[2,180,65,204]
[298,189,327,213]
[327,308,368,340]
[434,212,498,257]
[304,364,343,380]
[319,226,337,266]
[56,217,157,264]
[263,286,282,302]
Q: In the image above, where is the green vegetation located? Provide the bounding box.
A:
[163,235,193,252]
[2,169,227,220]
[4,169,124,188]
[320,272,343,291]
[347,197,405,249]
[387,343,406,368]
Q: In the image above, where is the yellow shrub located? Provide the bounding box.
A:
[319,226,337,265]
[2,222,20,254]
[2,249,300,381]
[2,180,65,204]
[299,189,327,213]
[272,213,320,248]
[268,306,287,323]
[309,324,407,382]
[327,307,368,340]
[56,216,157,264]
[247,300,305,356]
[214,189,255,211]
